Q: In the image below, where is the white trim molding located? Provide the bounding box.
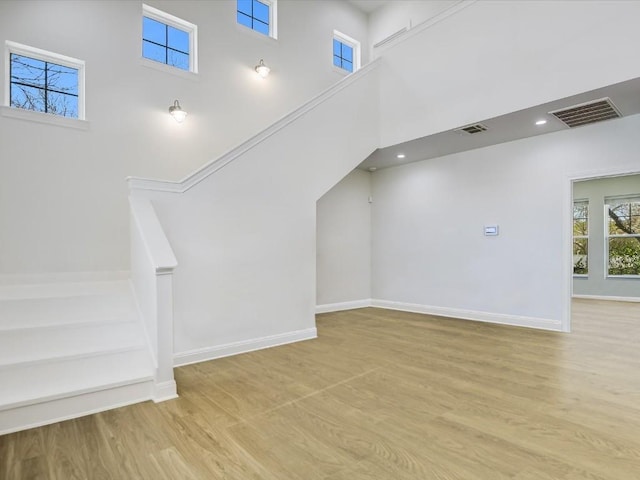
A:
[316,299,372,314]
[152,380,178,402]
[173,327,317,367]
[0,105,90,129]
[371,300,563,332]
[372,0,476,57]
[573,294,640,303]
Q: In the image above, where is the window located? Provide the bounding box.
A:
[333,31,360,74]
[237,0,277,38]
[333,39,353,72]
[6,41,84,119]
[606,196,640,276]
[573,200,589,275]
[142,5,197,72]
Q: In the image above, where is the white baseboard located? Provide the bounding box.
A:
[573,294,640,303]
[152,380,178,402]
[173,327,318,367]
[316,299,372,314]
[371,299,563,332]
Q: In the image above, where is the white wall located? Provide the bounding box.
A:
[0,0,369,276]
[316,169,372,307]
[368,0,458,48]
[377,0,640,148]
[137,65,380,360]
[372,114,640,330]
[573,174,640,298]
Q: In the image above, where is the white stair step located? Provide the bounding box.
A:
[0,278,166,435]
[0,347,154,411]
[0,279,132,301]
[0,321,145,366]
[0,292,138,330]
[0,379,155,436]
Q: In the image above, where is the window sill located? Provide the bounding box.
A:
[1,106,89,130]
[140,58,199,80]
[606,275,640,279]
[573,274,588,278]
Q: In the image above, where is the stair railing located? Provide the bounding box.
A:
[129,195,178,401]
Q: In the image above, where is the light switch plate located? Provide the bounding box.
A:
[484,225,499,236]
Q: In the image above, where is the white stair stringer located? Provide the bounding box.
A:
[0,280,159,435]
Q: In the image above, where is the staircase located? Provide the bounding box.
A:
[0,279,156,435]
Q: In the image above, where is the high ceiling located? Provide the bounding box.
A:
[358,76,640,171]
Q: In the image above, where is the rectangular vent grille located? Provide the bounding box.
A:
[549,98,621,128]
[458,123,488,135]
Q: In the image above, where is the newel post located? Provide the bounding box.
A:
[153,265,178,402]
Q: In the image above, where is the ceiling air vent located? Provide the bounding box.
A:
[458,123,488,135]
[549,97,622,128]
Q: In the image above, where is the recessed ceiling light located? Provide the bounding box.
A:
[368,167,377,172]
[396,153,406,159]
[535,119,547,125]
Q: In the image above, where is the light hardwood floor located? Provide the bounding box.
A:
[1,300,639,479]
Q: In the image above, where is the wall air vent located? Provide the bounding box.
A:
[549,97,621,128]
[458,123,488,135]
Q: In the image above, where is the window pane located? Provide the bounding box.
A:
[10,84,45,112]
[237,12,252,28]
[342,44,353,62]
[333,55,341,68]
[11,54,46,88]
[143,17,166,45]
[253,0,269,24]
[47,63,78,95]
[168,26,189,53]
[573,238,588,274]
[48,91,78,118]
[343,60,353,72]
[143,40,166,63]
[608,203,639,235]
[167,50,189,71]
[608,237,640,275]
[573,202,588,236]
[253,20,269,36]
[237,0,252,15]
[573,202,588,217]
[573,218,588,236]
[333,39,341,57]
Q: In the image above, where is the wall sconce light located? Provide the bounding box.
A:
[255,59,270,78]
[169,99,187,123]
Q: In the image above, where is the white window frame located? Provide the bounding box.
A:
[333,30,361,74]
[3,40,86,125]
[572,199,589,277]
[142,4,198,74]
[236,0,278,40]
[604,195,640,278]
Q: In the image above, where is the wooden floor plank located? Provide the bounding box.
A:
[1,299,639,479]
